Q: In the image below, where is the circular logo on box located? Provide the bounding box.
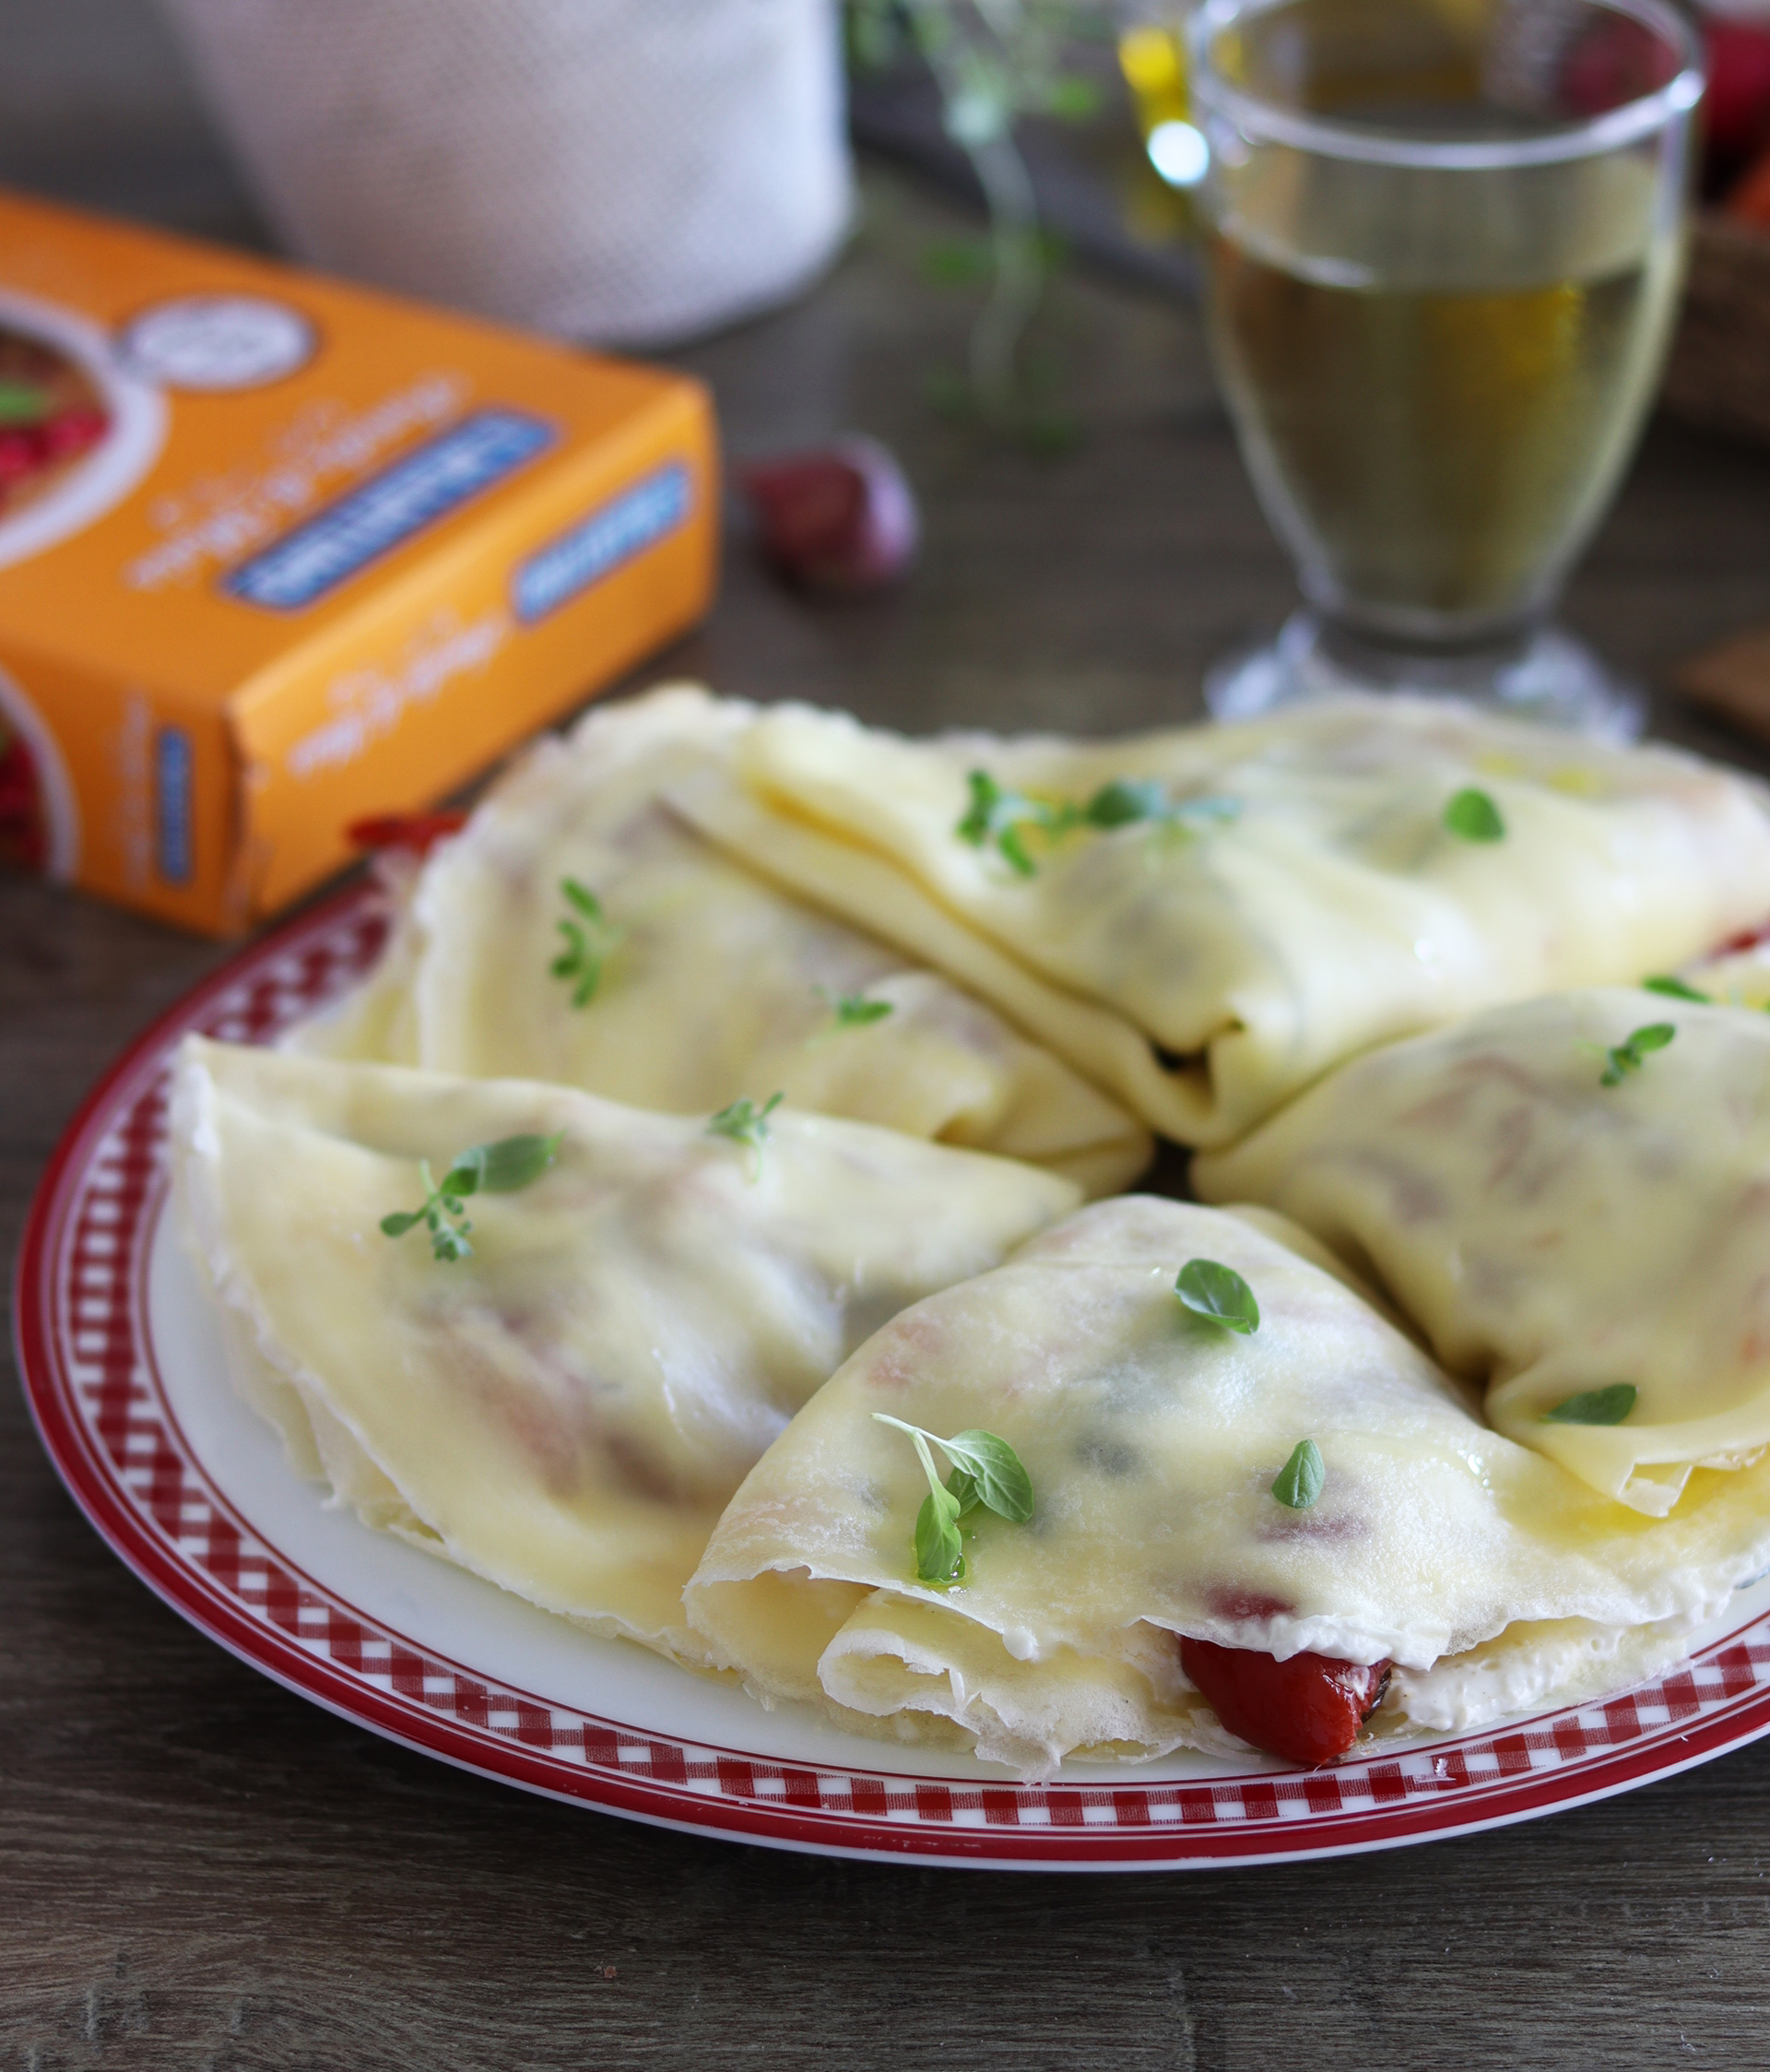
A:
[120,296,316,392]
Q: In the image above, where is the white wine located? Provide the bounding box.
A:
[1206,228,1683,632]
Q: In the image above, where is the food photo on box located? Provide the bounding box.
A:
[9,1,1770,2068]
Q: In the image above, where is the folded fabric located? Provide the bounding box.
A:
[667,694,1770,1146]
[291,684,1150,1198]
[171,1036,1080,1665]
[1198,989,1770,1516]
[684,1197,1769,1775]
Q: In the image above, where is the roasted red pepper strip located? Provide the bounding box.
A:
[347,811,468,856]
[1180,1637,1391,1767]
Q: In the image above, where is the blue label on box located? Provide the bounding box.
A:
[512,462,692,624]
[224,408,555,611]
[155,726,193,884]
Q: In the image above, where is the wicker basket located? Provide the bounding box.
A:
[1662,210,1770,447]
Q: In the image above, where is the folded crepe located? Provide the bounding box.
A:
[171,1036,1080,1665]
[684,1197,1770,1775]
[291,684,1149,1198]
[1197,989,1770,1518]
[667,694,1770,1146]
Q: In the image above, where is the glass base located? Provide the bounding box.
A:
[1203,612,1646,743]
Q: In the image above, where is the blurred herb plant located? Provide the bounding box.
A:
[846,0,1112,444]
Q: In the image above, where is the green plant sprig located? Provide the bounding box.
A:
[1598,1023,1675,1087]
[550,878,622,1007]
[957,768,1239,877]
[1175,1258,1260,1335]
[813,985,895,1036]
[706,1092,785,1178]
[380,1131,563,1262]
[872,1413,1034,1586]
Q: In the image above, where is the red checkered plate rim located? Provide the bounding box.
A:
[18,880,1770,1870]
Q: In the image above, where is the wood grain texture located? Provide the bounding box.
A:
[8,12,1770,2062]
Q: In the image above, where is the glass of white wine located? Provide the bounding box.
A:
[1189,0,1704,737]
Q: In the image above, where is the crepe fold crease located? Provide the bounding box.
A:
[171,1036,1081,1664]
[289,683,1150,1197]
[683,1198,1770,1776]
[664,694,1770,1146]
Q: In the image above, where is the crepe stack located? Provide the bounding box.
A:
[177,686,1770,1775]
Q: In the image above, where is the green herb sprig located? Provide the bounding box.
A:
[706,1092,785,1177]
[872,1414,1034,1586]
[1271,1439,1325,1510]
[1175,1258,1260,1335]
[1541,1383,1637,1426]
[1444,787,1505,842]
[1599,1023,1675,1087]
[957,768,1239,877]
[380,1131,563,1262]
[814,985,895,1034]
[550,878,622,1007]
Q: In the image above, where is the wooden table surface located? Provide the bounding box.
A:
[9,16,1770,2066]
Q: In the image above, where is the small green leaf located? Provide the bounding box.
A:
[1175,1258,1260,1335]
[1085,778,1168,828]
[1444,787,1505,842]
[1541,1383,1638,1426]
[946,1464,983,1517]
[473,1131,564,1193]
[815,986,895,1031]
[957,769,1005,848]
[1271,1439,1326,1510]
[1599,1023,1676,1087]
[707,1091,785,1152]
[914,1487,966,1585]
[379,1210,423,1237]
[1643,976,1708,1003]
[561,877,604,921]
[937,1429,1034,1522]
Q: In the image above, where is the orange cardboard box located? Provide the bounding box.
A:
[0,190,717,934]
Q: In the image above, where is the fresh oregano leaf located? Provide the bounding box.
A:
[873,1414,1035,1581]
[1271,1439,1326,1510]
[914,1486,966,1587]
[934,1428,1034,1522]
[1174,1258,1260,1335]
[1444,787,1505,842]
[380,1133,564,1263]
[1541,1383,1638,1426]
[1599,1023,1675,1087]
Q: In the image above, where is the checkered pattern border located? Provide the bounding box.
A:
[24,884,1770,1863]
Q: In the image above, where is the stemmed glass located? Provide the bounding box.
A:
[1187,0,1705,738]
